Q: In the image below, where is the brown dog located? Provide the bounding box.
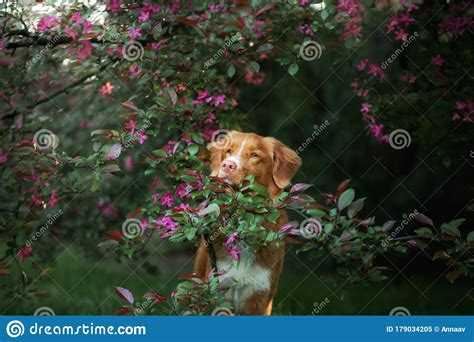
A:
[194,131,301,315]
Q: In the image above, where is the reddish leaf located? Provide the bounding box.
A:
[143,292,167,306]
[117,306,131,315]
[335,179,351,198]
[121,101,138,110]
[106,231,124,241]
[290,183,312,194]
[177,17,197,27]
[115,287,134,304]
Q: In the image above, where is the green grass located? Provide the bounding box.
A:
[1,246,473,315]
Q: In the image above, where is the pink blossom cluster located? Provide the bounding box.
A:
[438,16,473,38]
[298,23,314,36]
[357,58,386,83]
[37,16,59,33]
[337,0,365,40]
[194,90,225,107]
[386,2,418,42]
[65,12,94,40]
[452,100,473,122]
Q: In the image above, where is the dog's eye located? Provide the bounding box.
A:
[226,149,232,154]
[250,152,259,158]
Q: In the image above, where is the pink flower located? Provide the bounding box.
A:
[106,0,121,13]
[152,193,160,204]
[0,41,6,52]
[176,184,191,199]
[124,120,137,136]
[386,18,398,34]
[124,155,133,171]
[165,140,179,154]
[400,73,417,83]
[452,113,461,121]
[137,131,148,144]
[455,101,466,110]
[298,24,314,36]
[0,149,9,163]
[30,194,42,207]
[70,12,84,24]
[129,63,141,75]
[357,59,369,71]
[367,64,380,77]
[128,27,142,39]
[48,189,59,208]
[37,16,59,33]
[299,0,309,5]
[394,29,408,42]
[213,95,225,107]
[194,90,210,105]
[65,27,79,40]
[83,21,94,35]
[99,201,118,218]
[360,102,372,113]
[160,217,178,230]
[224,232,240,261]
[432,54,444,67]
[17,246,32,262]
[161,194,174,207]
[76,41,94,60]
[138,10,150,22]
[99,82,113,97]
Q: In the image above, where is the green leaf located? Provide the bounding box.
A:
[184,227,197,241]
[288,63,299,76]
[320,9,329,21]
[188,144,199,155]
[338,189,355,211]
[306,208,326,217]
[441,223,461,238]
[414,227,433,238]
[348,198,365,218]
[467,231,474,243]
[267,211,280,224]
[227,64,236,78]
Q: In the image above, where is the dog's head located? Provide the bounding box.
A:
[208,131,301,196]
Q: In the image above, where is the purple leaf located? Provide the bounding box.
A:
[107,143,122,160]
[414,212,433,226]
[290,183,312,194]
[115,287,134,304]
[278,221,299,235]
[340,230,353,241]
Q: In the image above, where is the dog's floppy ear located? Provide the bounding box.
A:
[266,137,301,189]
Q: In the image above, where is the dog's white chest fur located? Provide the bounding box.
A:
[217,252,270,314]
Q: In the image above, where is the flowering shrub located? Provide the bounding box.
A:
[0,0,472,314]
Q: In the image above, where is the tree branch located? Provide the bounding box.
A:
[2,60,113,120]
